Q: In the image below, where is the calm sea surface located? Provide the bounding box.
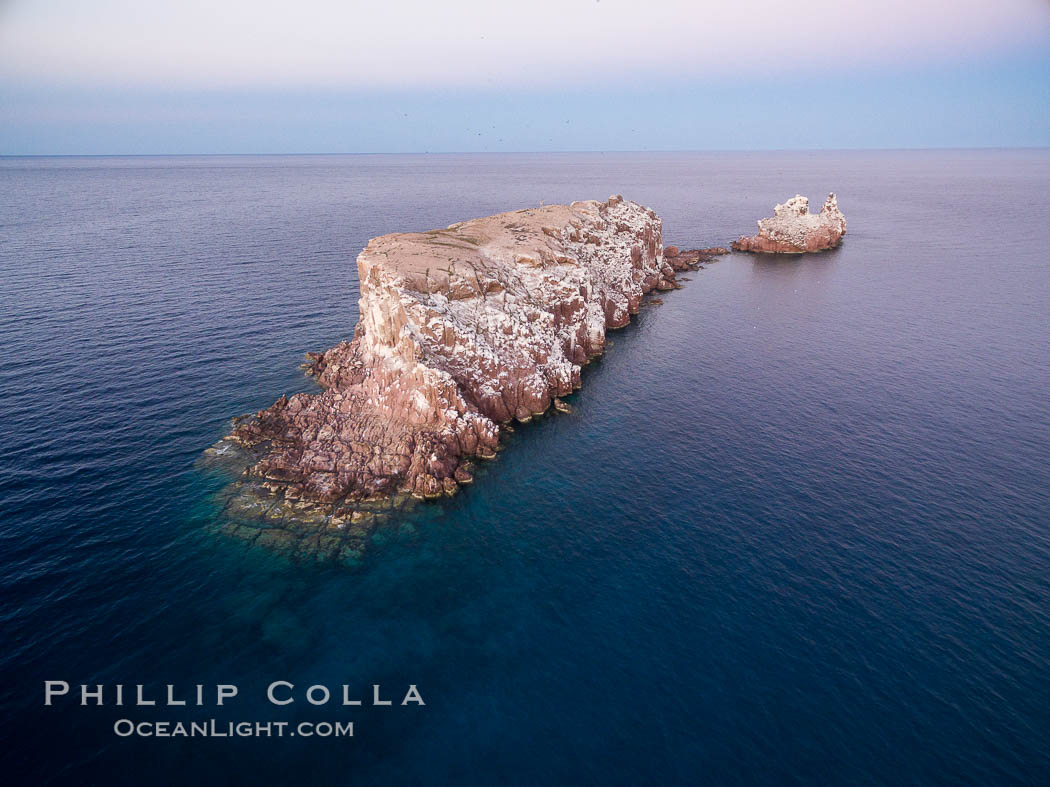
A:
[2,151,1049,785]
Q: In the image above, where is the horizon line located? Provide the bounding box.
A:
[4,145,1050,158]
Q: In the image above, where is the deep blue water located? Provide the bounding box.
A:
[2,151,1049,785]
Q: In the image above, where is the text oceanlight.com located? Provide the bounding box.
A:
[113,719,355,738]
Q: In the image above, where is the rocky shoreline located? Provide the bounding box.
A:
[201,196,727,562]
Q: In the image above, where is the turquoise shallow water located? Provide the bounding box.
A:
[2,151,1050,784]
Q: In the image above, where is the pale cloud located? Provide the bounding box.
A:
[1,0,1048,88]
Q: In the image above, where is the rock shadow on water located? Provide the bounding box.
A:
[743,244,844,287]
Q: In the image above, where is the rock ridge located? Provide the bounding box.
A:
[203,196,726,556]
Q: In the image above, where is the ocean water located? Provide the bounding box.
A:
[1,151,1049,785]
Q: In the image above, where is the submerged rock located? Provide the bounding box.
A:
[206,195,718,557]
[732,193,846,253]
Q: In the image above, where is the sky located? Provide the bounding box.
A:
[1,0,1049,154]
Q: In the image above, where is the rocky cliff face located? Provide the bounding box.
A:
[732,193,846,253]
[204,197,723,556]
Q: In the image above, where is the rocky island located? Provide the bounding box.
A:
[203,196,726,561]
[732,193,846,253]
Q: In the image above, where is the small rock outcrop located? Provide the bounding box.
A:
[203,197,722,557]
[665,245,730,266]
[732,193,846,253]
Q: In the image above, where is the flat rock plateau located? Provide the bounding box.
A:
[200,196,726,563]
